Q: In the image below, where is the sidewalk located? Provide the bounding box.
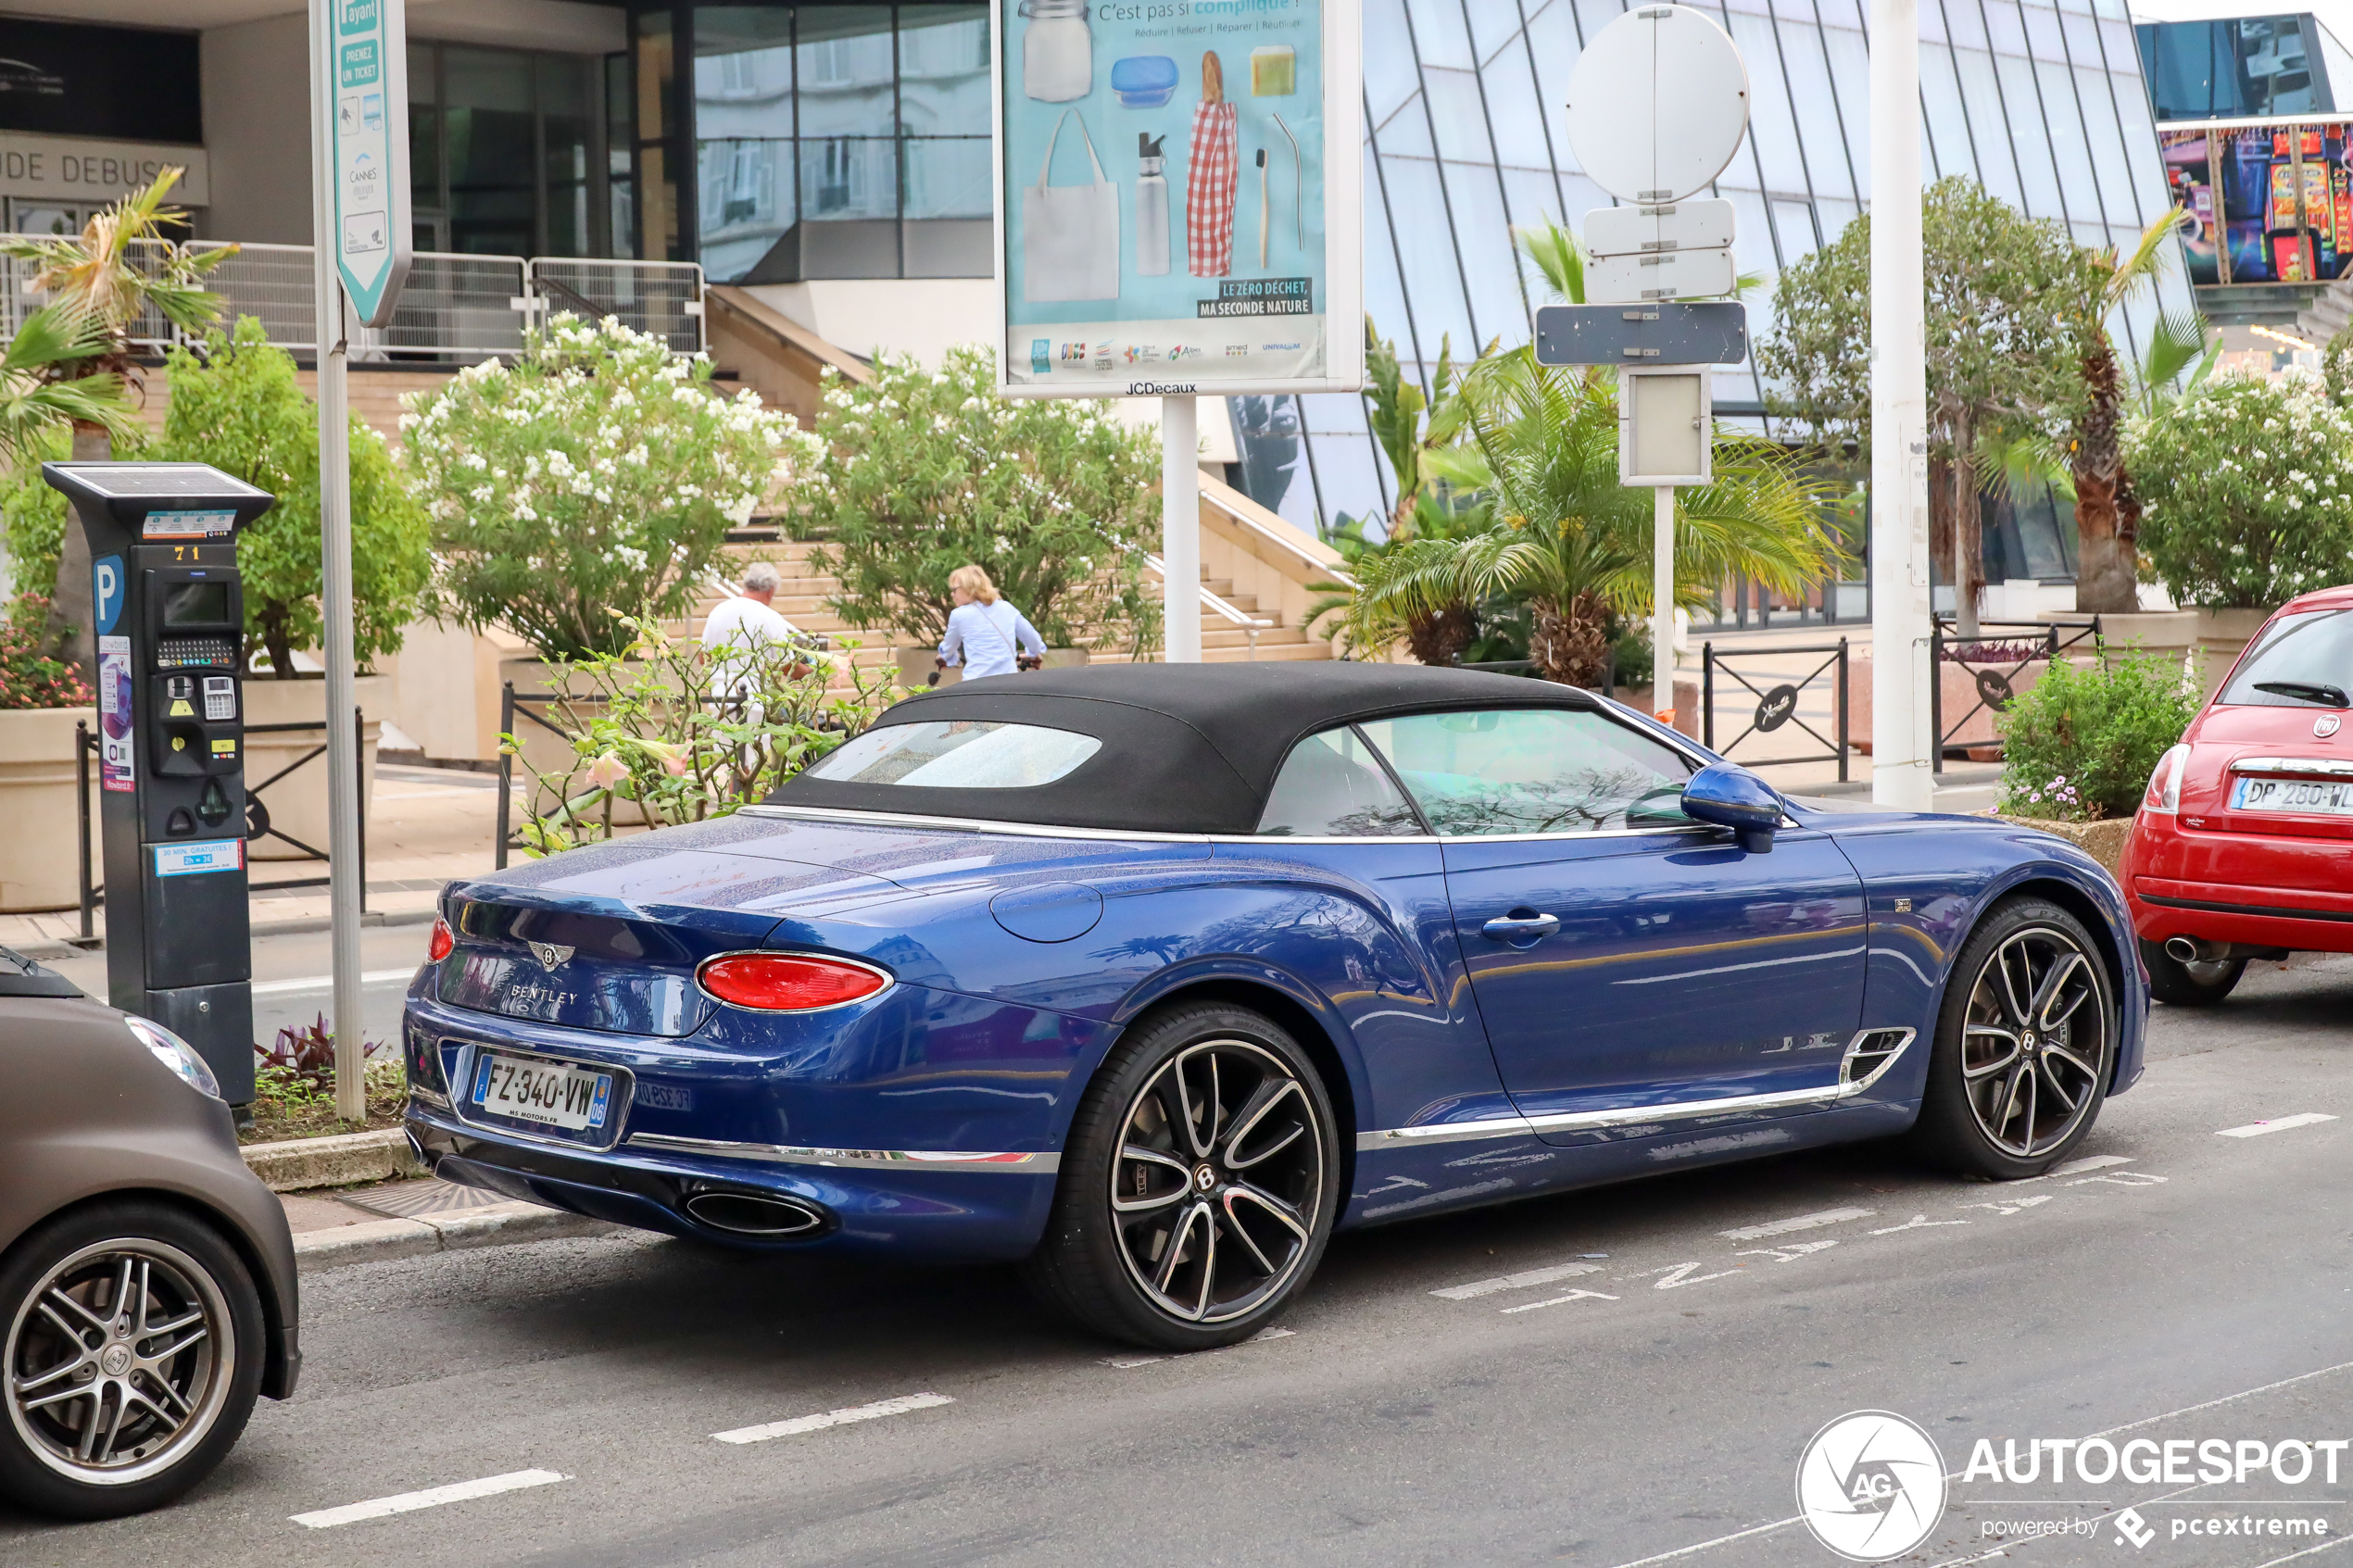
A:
[282,1174,618,1273]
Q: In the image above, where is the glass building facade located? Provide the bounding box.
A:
[2136,14,2349,121]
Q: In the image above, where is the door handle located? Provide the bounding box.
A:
[1481,911,1561,942]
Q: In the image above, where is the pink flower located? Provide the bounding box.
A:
[584,751,630,789]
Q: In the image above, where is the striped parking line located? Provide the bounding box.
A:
[292,1469,566,1528]
[1717,1205,1875,1241]
[712,1391,953,1445]
[2219,1113,2339,1138]
[1432,1261,1604,1301]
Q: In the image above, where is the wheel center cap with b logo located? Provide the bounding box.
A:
[1193,1163,1217,1194]
[100,1345,133,1376]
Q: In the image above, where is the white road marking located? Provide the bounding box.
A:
[2035,1153,2134,1179]
[1433,1261,1603,1300]
[1960,1194,2053,1217]
[1500,1288,1619,1314]
[2070,1171,2168,1187]
[1649,1261,1742,1290]
[711,1391,952,1445]
[1718,1205,1875,1241]
[1100,1325,1293,1370]
[1869,1214,1969,1236]
[2219,1113,2340,1139]
[291,1469,566,1528]
[1732,1239,1838,1264]
[252,968,418,996]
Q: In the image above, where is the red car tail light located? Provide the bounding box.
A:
[428,916,455,962]
[2144,744,2191,815]
[697,953,890,1012]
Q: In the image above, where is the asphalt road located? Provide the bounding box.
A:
[6,956,2349,1568]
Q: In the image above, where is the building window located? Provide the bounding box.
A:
[409,39,611,258]
[688,2,989,282]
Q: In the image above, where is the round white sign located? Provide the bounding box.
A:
[1564,6,1751,205]
[1794,1410,1949,1562]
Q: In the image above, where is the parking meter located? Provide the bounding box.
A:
[44,462,276,1103]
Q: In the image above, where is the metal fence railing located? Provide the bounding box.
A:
[1701,638,1852,781]
[11,242,704,362]
[528,258,706,354]
[1927,616,2104,773]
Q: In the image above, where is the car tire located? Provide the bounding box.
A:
[0,1201,265,1521]
[1024,1000,1341,1351]
[2139,938,2246,1007]
[1908,897,2119,1180]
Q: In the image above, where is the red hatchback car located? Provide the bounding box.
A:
[2124,583,2353,1005]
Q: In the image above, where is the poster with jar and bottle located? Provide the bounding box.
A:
[992,0,1363,398]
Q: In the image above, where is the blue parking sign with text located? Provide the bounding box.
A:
[329,0,410,325]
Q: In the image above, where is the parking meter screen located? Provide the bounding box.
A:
[162,581,230,626]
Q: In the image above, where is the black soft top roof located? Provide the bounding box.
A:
[770,662,1601,834]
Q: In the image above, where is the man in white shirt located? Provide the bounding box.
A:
[701,561,809,697]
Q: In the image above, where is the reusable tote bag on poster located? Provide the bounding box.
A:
[1022,108,1119,303]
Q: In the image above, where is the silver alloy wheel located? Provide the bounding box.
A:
[1110,1038,1325,1324]
[5,1239,237,1487]
[1959,924,2108,1159]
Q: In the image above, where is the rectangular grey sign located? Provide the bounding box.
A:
[1533,302,1749,366]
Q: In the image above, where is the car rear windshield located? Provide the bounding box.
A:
[805,720,1103,788]
[2220,609,2353,709]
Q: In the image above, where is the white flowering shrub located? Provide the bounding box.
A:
[2126,374,2353,609]
[401,314,820,659]
[780,346,1161,654]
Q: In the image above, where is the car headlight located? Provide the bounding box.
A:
[2143,743,2191,815]
[124,1017,222,1101]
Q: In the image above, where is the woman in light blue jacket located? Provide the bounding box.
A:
[937,564,1046,682]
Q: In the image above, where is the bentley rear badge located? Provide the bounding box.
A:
[527,940,575,972]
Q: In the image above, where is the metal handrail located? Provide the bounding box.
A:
[1143,552,1271,659]
[1197,483,1356,589]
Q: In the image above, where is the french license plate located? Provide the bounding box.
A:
[2232,776,2353,817]
[470,1050,614,1133]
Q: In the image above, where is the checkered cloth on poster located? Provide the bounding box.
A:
[1187,100,1239,277]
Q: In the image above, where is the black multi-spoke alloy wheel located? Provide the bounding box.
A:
[1910,898,2119,1179]
[2139,937,2246,1007]
[0,1202,264,1520]
[1026,1001,1340,1350]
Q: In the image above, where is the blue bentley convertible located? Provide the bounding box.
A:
[403,663,2145,1348]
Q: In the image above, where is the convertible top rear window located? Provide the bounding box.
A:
[807,721,1102,788]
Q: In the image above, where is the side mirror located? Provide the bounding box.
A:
[1680,761,1782,853]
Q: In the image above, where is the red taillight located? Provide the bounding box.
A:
[698,953,889,1011]
[427,917,455,962]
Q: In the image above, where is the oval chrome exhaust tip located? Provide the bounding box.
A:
[2164,935,2204,963]
[683,1190,829,1237]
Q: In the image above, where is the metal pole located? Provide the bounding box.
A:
[1162,395,1201,663]
[496,682,515,872]
[1836,637,1850,784]
[1653,485,1675,723]
[1869,0,1933,811]
[74,721,94,944]
[311,0,365,1121]
[1702,642,1716,750]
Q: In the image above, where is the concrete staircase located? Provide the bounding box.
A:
[675,534,1335,694]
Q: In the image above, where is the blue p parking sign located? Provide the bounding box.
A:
[92,554,124,635]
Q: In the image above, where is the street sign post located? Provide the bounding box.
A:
[1560,5,1752,717]
[1533,303,1748,367]
[327,0,410,328]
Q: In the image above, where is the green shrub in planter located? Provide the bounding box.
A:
[2127,374,2353,608]
[1996,649,2201,821]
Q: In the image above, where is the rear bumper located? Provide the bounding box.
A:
[406,1102,1060,1263]
[2125,819,2353,954]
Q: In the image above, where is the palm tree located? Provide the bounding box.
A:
[0,303,137,470]
[1423,349,1843,686]
[0,168,234,672]
[2066,207,2196,614]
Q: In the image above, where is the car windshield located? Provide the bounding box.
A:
[804,721,1102,787]
[1353,709,1695,835]
[2219,609,2353,709]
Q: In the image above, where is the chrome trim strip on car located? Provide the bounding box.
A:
[1353,1028,1919,1150]
[736,803,1735,847]
[623,1131,1063,1174]
[2227,757,2353,778]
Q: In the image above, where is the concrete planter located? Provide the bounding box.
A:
[241,675,392,861]
[1840,653,2082,756]
[0,707,95,912]
[2192,606,2278,700]
[496,659,663,829]
[894,645,1088,691]
[1994,814,2133,881]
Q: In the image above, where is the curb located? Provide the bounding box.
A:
[295,1201,621,1273]
[243,1127,423,1192]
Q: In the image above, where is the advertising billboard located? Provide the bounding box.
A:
[2160,118,2353,285]
[992,0,1362,398]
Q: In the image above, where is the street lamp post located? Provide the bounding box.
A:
[1869,0,1934,811]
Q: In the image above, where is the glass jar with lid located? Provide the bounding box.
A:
[1020,0,1091,103]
